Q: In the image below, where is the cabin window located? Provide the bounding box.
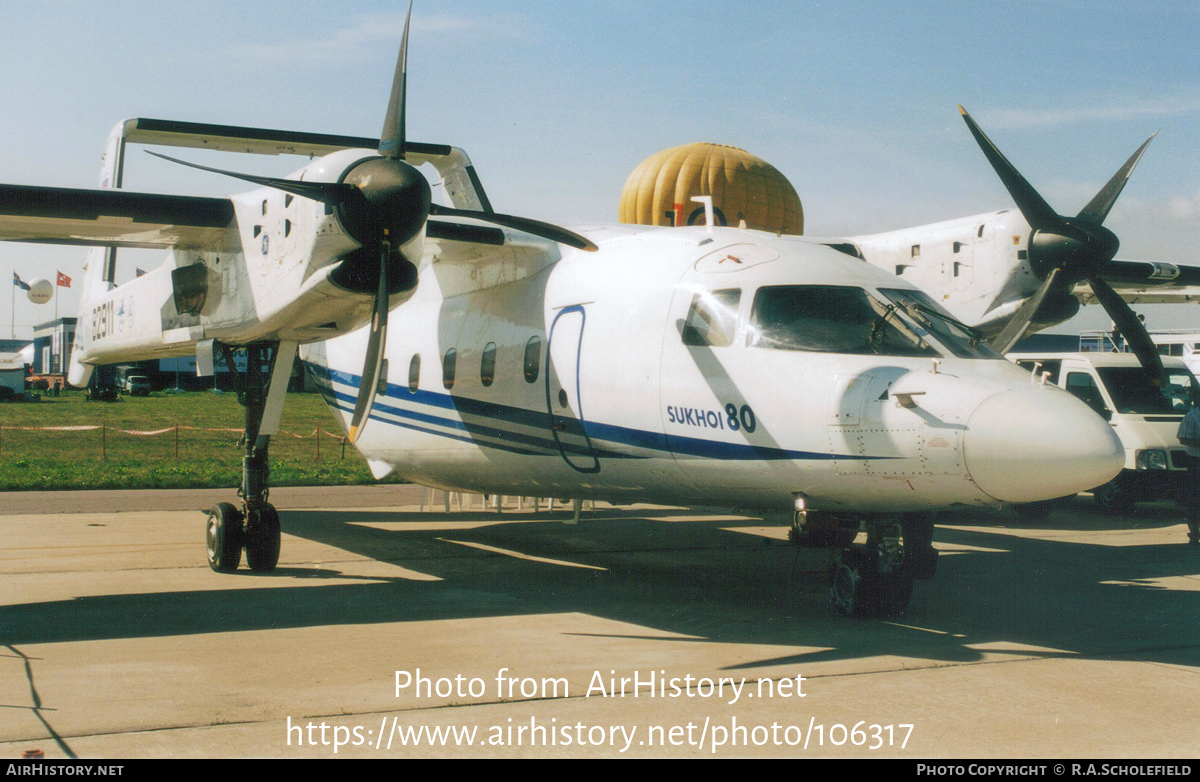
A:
[480,342,497,387]
[262,200,268,215]
[910,244,920,258]
[408,354,420,393]
[681,289,741,347]
[285,195,294,208]
[747,285,937,357]
[953,262,962,277]
[524,336,541,383]
[284,219,292,237]
[977,224,985,238]
[442,349,456,390]
[953,242,963,253]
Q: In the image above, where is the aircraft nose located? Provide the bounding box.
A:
[963,388,1124,503]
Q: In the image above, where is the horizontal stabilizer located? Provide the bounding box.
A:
[0,183,235,249]
[123,117,452,160]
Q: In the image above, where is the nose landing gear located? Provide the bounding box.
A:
[827,514,937,618]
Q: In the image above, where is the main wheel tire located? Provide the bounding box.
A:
[206,502,244,573]
[245,504,281,572]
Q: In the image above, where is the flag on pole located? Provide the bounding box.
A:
[12,271,30,291]
[56,271,71,288]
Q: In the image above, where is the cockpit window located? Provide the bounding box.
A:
[878,288,1001,359]
[747,285,938,356]
[682,289,741,347]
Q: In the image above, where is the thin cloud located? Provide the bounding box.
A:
[979,95,1200,129]
[226,12,520,65]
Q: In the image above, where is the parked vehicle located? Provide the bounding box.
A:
[114,365,150,397]
[1011,352,1196,512]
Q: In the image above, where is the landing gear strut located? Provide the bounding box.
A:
[828,514,937,618]
[205,341,296,573]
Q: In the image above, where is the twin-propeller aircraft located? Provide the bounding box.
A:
[4,9,1190,617]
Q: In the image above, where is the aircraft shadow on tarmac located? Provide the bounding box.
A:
[6,499,1200,672]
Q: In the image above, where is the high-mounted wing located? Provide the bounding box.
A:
[0,183,235,250]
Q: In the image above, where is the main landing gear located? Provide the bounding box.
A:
[205,341,296,573]
[792,509,938,618]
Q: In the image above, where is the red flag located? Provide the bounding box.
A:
[56,271,71,288]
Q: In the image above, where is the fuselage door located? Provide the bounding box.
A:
[545,305,600,473]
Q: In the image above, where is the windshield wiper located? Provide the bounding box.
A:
[908,303,984,346]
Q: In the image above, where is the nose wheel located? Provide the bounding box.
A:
[829,515,936,618]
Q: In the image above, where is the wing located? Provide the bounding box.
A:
[424,221,565,297]
[0,183,235,250]
[1073,259,1200,305]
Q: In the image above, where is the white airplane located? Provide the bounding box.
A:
[0,11,1131,618]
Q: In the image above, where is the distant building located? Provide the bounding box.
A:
[0,352,25,398]
[31,318,75,374]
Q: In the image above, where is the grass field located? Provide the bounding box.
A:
[0,389,392,491]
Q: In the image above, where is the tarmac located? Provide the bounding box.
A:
[2,485,1199,758]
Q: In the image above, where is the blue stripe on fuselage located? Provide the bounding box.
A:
[307,361,890,463]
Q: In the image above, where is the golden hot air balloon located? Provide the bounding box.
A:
[618,142,803,235]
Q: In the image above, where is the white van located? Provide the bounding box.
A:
[1010,352,1196,512]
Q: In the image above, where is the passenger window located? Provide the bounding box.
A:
[748,285,937,356]
[1065,372,1109,417]
[408,354,420,394]
[442,349,456,390]
[524,336,541,383]
[681,289,741,347]
[481,343,496,387]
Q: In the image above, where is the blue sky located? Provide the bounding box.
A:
[3,0,1200,337]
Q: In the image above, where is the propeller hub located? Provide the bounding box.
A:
[1029,220,1119,284]
[336,157,431,248]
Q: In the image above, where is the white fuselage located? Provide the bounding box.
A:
[302,225,1123,514]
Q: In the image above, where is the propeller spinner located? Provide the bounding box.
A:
[962,106,1165,384]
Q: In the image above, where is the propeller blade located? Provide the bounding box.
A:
[147,150,357,206]
[1076,132,1157,224]
[958,105,1062,233]
[1088,276,1166,385]
[379,1,413,160]
[426,219,506,246]
[429,204,598,252]
[348,243,392,443]
[991,267,1061,354]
